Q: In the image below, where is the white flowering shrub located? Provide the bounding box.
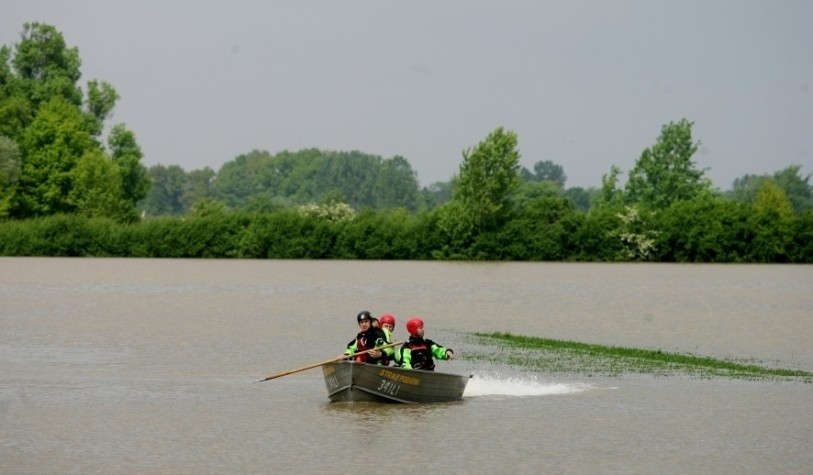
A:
[612,205,659,260]
[297,202,356,223]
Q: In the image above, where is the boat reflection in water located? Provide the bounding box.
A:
[322,361,471,403]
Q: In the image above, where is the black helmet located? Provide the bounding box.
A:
[357,310,373,323]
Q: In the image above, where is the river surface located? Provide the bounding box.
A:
[1,258,811,474]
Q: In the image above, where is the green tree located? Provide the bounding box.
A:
[314,151,379,209]
[182,167,216,211]
[790,211,813,263]
[511,180,561,212]
[453,126,522,230]
[212,148,421,212]
[0,45,10,85]
[625,119,710,209]
[10,23,83,109]
[729,165,811,214]
[753,180,794,218]
[0,87,32,141]
[188,198,227,218]
[1,22,147,220]
[729,173,766,204]
[213,150,269,208]
[572,205,625,261]
[771,165,811,214]
[431,200,478,259]
[85,80,119,136]
[564,186,597,212]
[375,155,420,211]
[747,181,795,262]
[15,96,99,216]
[655,195,750,262]
[0,135,21,217]
[420,180,453,210]
[493,195,580,260]
[531,160,567,187]
[68,148,130,220]
[141,164,188,216]
[597,165,624,207]
[274,148,321,200]
[108,124,149,207]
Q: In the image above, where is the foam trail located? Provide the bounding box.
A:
[463,374,591,398]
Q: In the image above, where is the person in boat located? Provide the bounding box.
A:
[398,317,454,371]
[379,314,396,341]
[342,310,393,365]
[379,314,397,366]
[368,315,396,366]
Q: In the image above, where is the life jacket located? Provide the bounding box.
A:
[401,337,437,371]
[351,334,368,362]
[352,328,388,365]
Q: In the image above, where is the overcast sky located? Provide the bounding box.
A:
[3,0,811,189]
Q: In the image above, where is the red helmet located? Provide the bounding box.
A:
[379,314,396,326]
[406,317,424,336]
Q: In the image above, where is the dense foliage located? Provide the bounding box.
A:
[0,199,810,262]
[0,23,148,222]
[2,23,812,262]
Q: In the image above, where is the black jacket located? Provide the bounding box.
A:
[345,327,390,365]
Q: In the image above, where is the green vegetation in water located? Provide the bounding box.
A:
[469,332,812,382]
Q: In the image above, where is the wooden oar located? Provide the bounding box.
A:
[258,341,402,382]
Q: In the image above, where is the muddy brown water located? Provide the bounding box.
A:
[2,258,811,473]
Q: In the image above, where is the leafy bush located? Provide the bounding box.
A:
[0,202,811,262]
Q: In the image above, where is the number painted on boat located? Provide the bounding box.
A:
[326,374,339,391]
[376,379,400,396]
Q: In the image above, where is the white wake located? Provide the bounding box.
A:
[463,374,592,398]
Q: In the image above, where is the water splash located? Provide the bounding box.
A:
[463,374,592,398]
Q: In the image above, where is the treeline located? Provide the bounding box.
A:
[2,122,812,262]
[2,23,812,262]
[141,149,426,216]
[139,149,589,217]
[0,194,810,261]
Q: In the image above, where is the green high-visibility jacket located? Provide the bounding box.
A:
[399,336,451,371]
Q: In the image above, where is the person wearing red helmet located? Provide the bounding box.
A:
[379,314,397,366]
[398,317,454,371]
[379,314,396,338]
[342,310,393,365]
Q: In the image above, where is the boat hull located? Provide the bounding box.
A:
[322,361,470,403]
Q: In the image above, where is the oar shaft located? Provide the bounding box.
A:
[259,341,402,382]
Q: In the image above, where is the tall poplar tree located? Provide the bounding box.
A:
[453,126,522,229]
[625,119,710,209]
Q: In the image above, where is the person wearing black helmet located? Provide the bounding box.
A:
[341,310,393,365]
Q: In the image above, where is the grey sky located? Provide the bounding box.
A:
[3,0,811,189]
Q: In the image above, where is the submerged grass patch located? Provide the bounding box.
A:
[468,332,812,382]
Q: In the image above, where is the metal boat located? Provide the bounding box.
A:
[322,360,470,403]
